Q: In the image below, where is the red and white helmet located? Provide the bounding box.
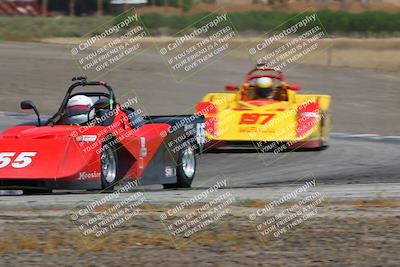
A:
[66,95,94,124]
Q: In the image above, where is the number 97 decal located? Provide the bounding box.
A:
[0,152,37,169]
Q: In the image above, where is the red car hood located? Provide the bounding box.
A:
[1,125,77,139]
[0,126,99,180]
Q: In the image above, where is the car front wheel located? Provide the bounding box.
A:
[100,139,118,190]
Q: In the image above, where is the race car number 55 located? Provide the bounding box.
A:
[0,152,37,169]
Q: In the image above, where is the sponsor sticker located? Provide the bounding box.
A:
[79,172,101,180]
[165,166,176,177]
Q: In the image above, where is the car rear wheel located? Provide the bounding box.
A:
[101,139,118,190]
[164,146,196,189]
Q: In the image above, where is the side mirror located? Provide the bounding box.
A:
[20,100,41,126]
[287,84,301,91]
[225,84,238,92]
[20,100,35,110]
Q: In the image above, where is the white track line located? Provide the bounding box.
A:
[331,132,400,142]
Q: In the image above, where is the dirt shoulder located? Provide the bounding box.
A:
[0,199,399,266]
[1,182,399,266]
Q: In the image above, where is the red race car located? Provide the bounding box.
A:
[0,77,205,194]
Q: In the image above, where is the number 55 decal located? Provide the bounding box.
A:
[0,152,37,169]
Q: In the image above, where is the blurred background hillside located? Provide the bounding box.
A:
[1,0,400,40]
[1,0,399,71]
[1,0,400,16]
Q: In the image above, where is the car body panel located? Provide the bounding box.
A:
[196,67,331,148]
[0,79,205,190]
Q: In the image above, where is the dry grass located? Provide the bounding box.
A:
[350,199,400,207]
[1,203,400,266]
[0,229,176,254]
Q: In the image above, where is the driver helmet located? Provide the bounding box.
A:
[66,95,94,124]
[255,77,274,98]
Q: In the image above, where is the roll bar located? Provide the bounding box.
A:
[47,77,116,126]
[246,65,285,83]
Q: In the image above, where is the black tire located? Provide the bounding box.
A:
[163,146,196,189]
[22,189,52,195]
[100,136,119,191]
[319,117,329,150]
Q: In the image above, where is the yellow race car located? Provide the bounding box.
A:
[196,66,331,151]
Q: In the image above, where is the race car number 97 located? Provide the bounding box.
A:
[0,152,37,169]
[239,113,275,125]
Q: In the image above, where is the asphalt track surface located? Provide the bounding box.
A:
[0,42,399,197]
